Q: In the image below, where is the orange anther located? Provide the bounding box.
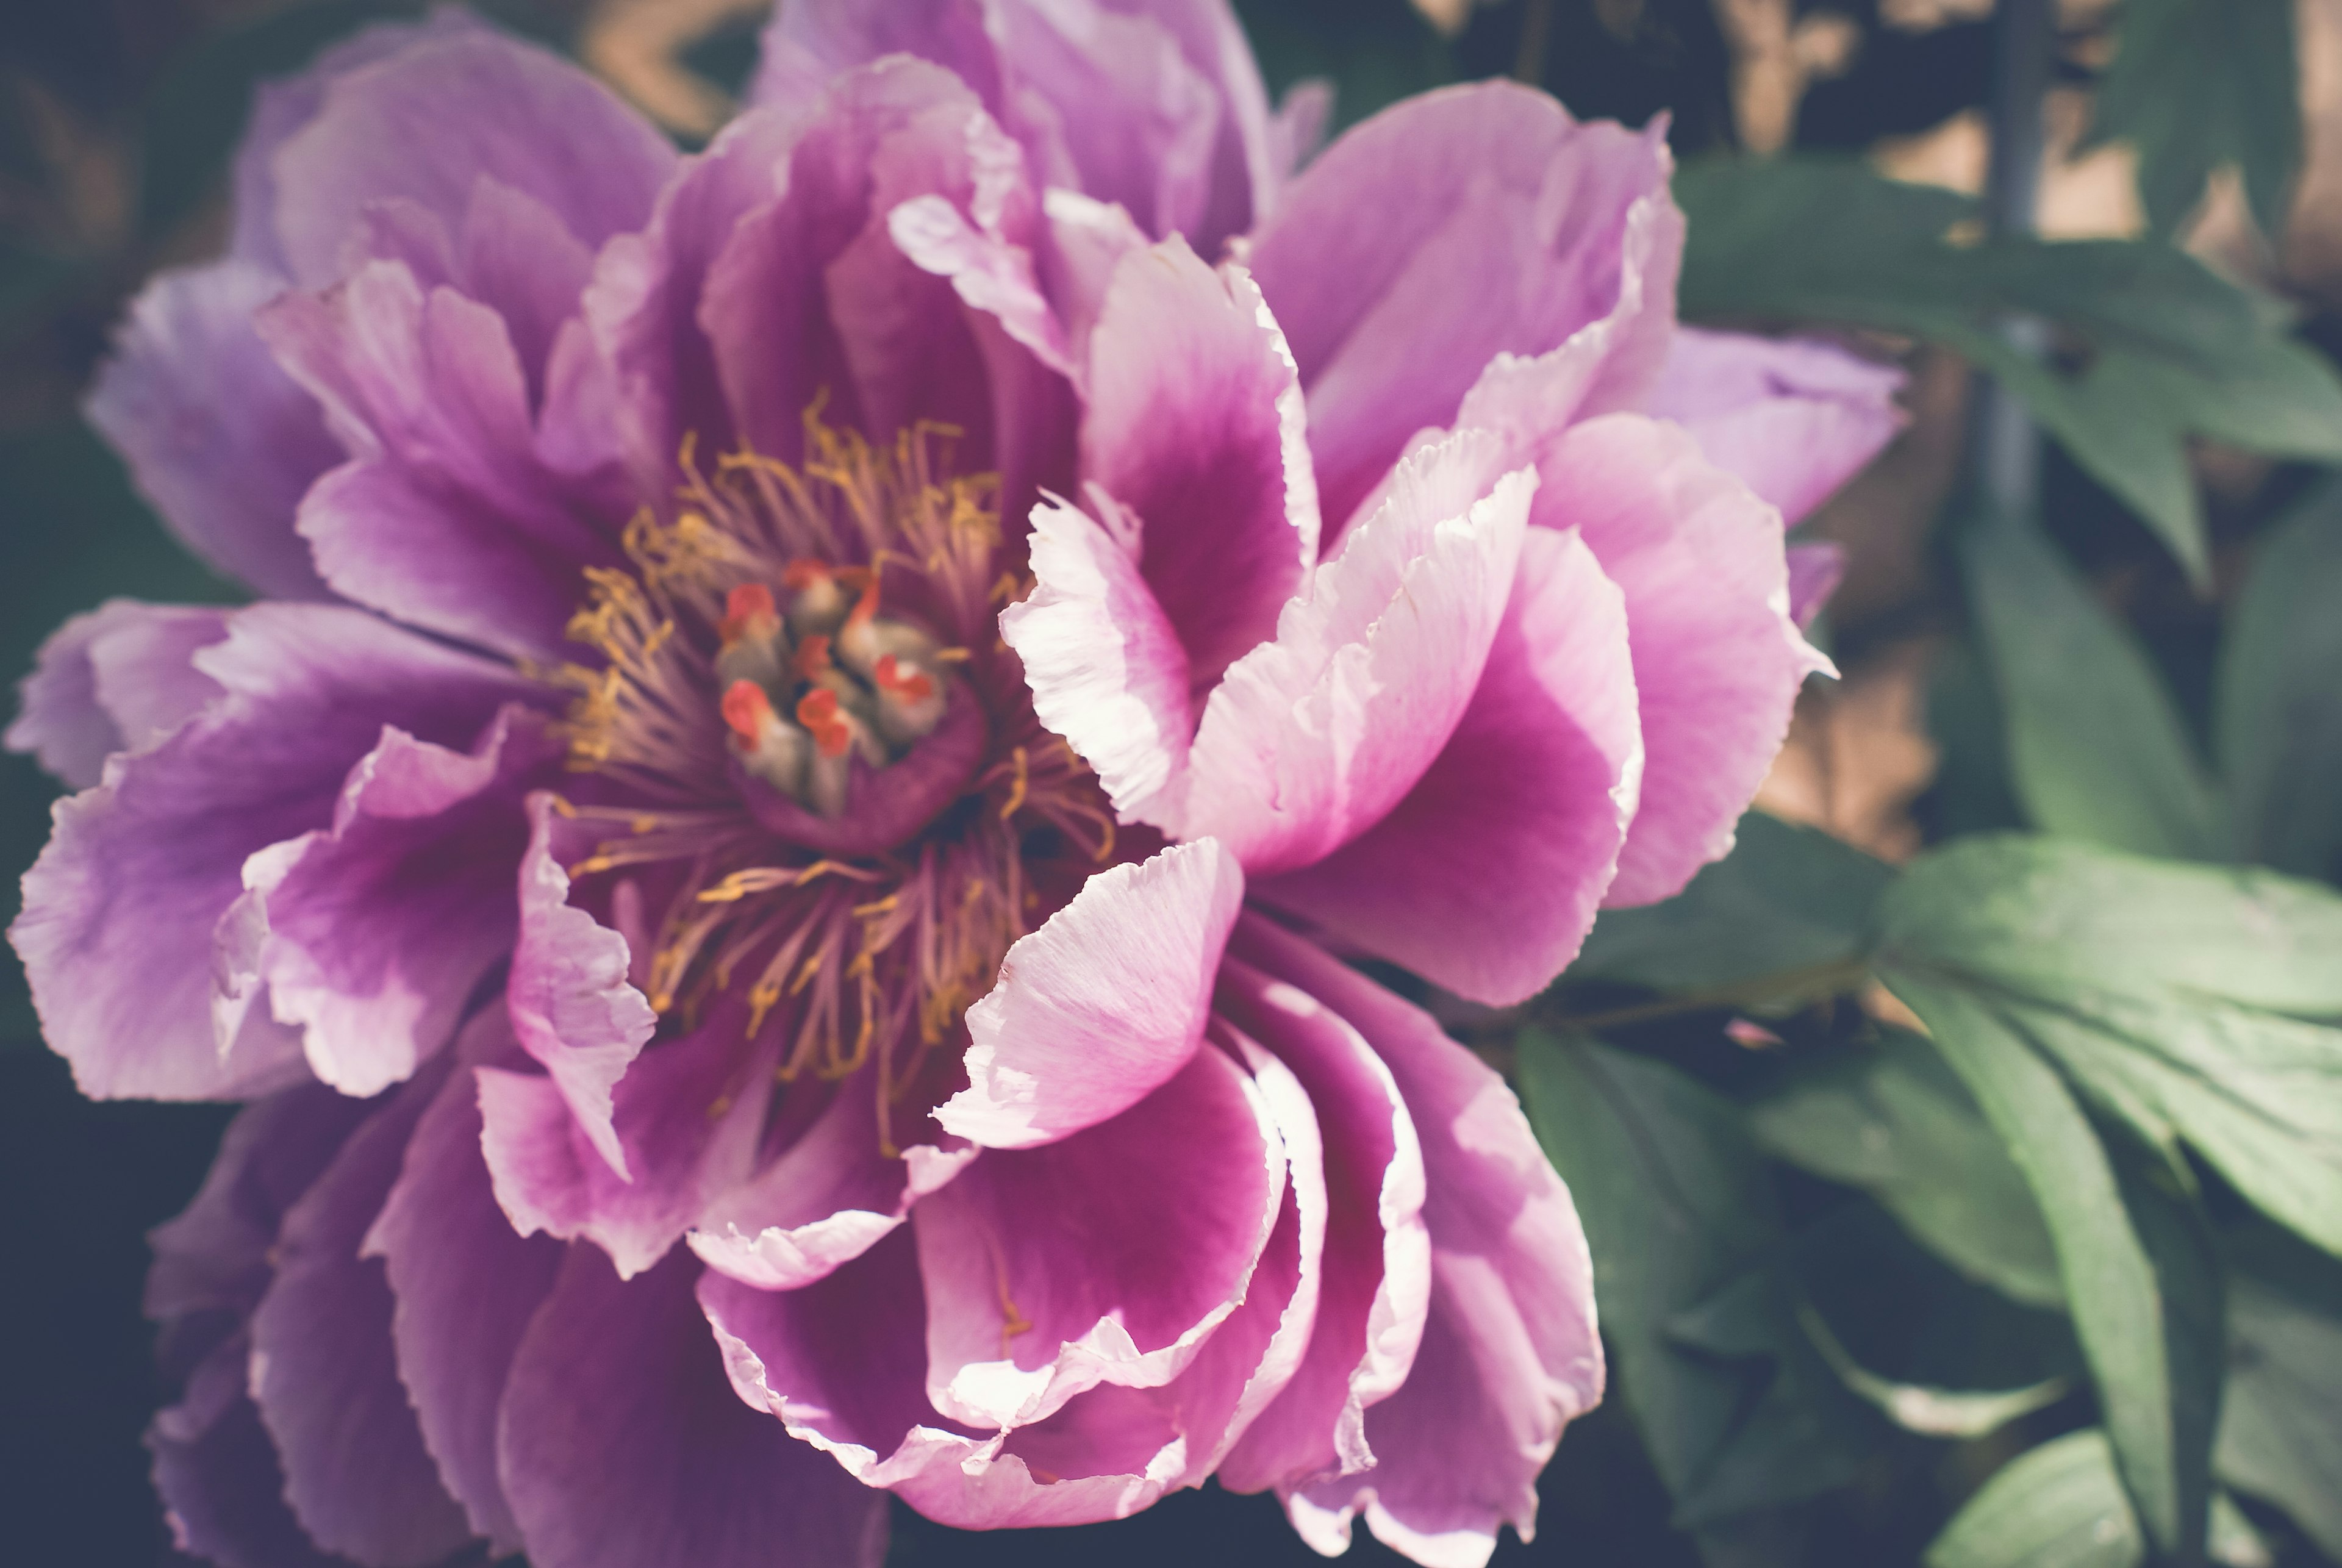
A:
[793,633,833,680]
[719,582,777,643]
[721,679,773,743]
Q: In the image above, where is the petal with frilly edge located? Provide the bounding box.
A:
[1252,524,1642,1004]
[7,601,231,790]
[149,1334,349,1568]
[937,837,1241,1148]
[363,1009,562,1555]
[1081,238,1318,691]
[500,1248,889,1568]
[920,1040,1285,1430]
[1645,327,1903,526]
[1175,432,1531,875]
[1245,82,1679,528]
[1547,414,1824,906]
[84,262,340,601]
[1237,920,1603,1568]
[9,606,531,1101]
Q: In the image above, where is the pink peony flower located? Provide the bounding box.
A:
[9,6,1899,1568]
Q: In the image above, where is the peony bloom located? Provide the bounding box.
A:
[9,5,1899,1568]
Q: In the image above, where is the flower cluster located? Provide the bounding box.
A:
[9,4,1898,1567]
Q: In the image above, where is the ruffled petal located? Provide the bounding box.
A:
[937,839,1242,1149]
[1251,524,1642,1004]
[7,601,231,789]
[9,605,531,1100]
[1080,239,1317,688]
[500,1249,889,1568]
[1246,82,1680,528]
[84,261,339,600]
[246,1067,474,1566]
[1645,326,1904,526]
[362,1009,562,1555]
[1176,432,1531,875]
[1239,922,1602,1568]
[148,1334,351,1568]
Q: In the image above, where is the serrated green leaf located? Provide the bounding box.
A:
[2216,475,2342,879]
[1568,811,1893,995]
[1877,976,2219,1561]
[1748,1029,2063,1308]
[2085,0,2299,238]
[2215,1234,2342,1559]
[1927,1431,2272,1568]
[1516,1033,1872,1538]
[1962,514,2221,860]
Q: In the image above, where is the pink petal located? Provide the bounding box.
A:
[1786,540,1847,629]
[1175,432,1531,875]
[937,838,1242,1148]
[1645,327,1903,526]
[1252,524,1642,1004]
[919,1040,1286,1428]
[1081,238,1319,689]
[7,601,231,790]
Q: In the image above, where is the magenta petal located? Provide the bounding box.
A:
[1247,83,1679,527]
[1001,494,1192,822]
[1213,941,1431,1494]
[1252,524,1642,1004]
[1646,326,1903,526]
[7,601,230,789]
[362,1010,561,1555]
[1237,922,1602,1566]
[85,262,339,601]
[503,792,657,1175]
[246,1068,474,1566]
[500,1249,889,1568]
[1786,540,1847,629]
[937,839,1242,1149]
[1553,414,1824,906]
[1177,432,1531,875]
[10,606,530,1101]
[1081,239,1318,689]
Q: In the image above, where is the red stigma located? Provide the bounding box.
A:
[721,679,772,744]
[875,654,934,703]
[793,633,833,680]
[796,689,853,757]
[719,582,777,643]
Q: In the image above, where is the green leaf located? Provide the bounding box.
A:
[1878,835,2342,1256]
[1516,1033,1872,1534]
[1747,1028,2063,1308]
[2085,0,2300,238]
[1962,514,2221,860]
[1876,976,2221,1561]
[1794,1298,2068,1438]
[2216,474,2342,878]
[1568,811,1894,995]
[2215,1233,2342,1559]
[1927,1431,2273,1568]
[1675,157,2342,579]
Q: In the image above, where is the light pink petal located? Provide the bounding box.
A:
[1037,187,1151,374]
[7,601,231,789]
[1000,493,1192,820]
[1213,938,1431,1494]
[1245,82,1679,527]
[1786,540,1846,629]
[84,262,340,600]
[1549,413,1823,906]
[1252,524,1642,1004]
[919,1042,1285,1430]
[363,1009,561,1556]
[246,1067,474,1566]
[1239,922,1602,1567]
[1176,432,1531,875]
[503,793,658,1175]
[1081,238,1318,688]
[937,839,1242,1148]
[499,1250,889,1568]
[1645,326,1903,525]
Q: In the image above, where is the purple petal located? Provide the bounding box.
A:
[499,1249,889,1568]
[84,261,339,600]
[246,1068,475,1566]
[1239,922,1603,1566]
[937,839,1242,1149]
[7,601,230,789]
[1645,327,1903,525]
[149,1334,353,1568]
[1251,523,1641,1005]
[1246,83,1679,529]
[1080,239,1318,689]
[363,1009,562,1555]
[1786,540,1846,629]
[10,605,532,1100]
[1175,432,1530,875]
